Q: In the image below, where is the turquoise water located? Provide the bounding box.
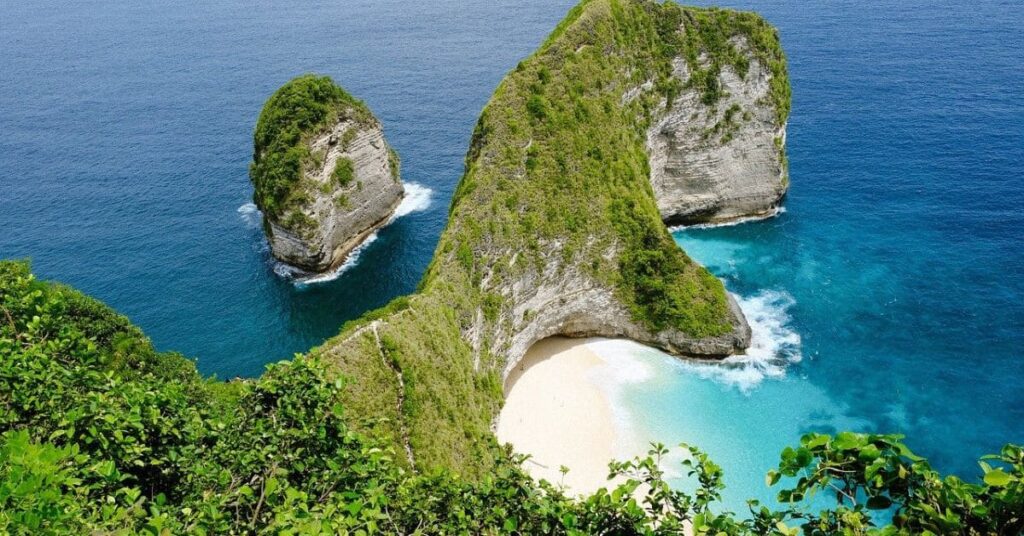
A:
[2,0,1021,503]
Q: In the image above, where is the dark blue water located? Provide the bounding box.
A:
[0,0,580,377]
[2,0,1021,498]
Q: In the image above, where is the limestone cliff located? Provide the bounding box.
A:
[250,75,403,273]
[309,0,790,477]
[648,33,789,225]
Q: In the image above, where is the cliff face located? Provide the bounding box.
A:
[493,244,751,381]
[265,117,403,272]
[251,75,403,273]
[311,0,790,477]
[647,38,788,225]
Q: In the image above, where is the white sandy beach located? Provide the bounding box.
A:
[497,337,624,496]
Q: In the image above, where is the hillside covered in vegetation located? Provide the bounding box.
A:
[5,0,1022,534]
[2,262,1022,533]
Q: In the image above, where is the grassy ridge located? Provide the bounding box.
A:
[436,0,735,337]
[314,0,791,476]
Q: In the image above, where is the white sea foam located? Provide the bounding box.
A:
[247,183,433,286]
[584,290,800,393]
[289,184,432,285]
[667,206,786,232]
[673,290,801,392]
[587,339,657,384]
[237,202,261,228]
[583,339,666,459]
[287,232,380,287]
[391,182,433,219]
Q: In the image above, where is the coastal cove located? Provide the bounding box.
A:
[2,0,1022,507]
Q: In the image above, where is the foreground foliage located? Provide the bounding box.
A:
[1,260,1021,534]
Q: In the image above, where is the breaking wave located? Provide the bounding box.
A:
[667,206,786,232]
[391,183,433,219]
[286,232,380,287]
[240,183,433,286]
[237,202,261,228]
[674,289,802,391]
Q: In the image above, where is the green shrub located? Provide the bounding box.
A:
[1,260,1021,534]
[332,157,355,187]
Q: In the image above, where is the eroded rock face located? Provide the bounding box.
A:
[648,37,788,226]
[491,243,751,381]
[267,118,403,273]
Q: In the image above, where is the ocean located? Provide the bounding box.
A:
[2,0,1021,508]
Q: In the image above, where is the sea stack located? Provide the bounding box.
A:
[249,74,403,273]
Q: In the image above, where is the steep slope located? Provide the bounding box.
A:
[250,75,404,273]
[313,0,790,477]
[5,260,1019,536]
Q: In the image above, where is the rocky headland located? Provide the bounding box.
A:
[250,75,403,273]
[305,0,790,476]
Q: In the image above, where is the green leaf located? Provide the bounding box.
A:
[265,476,279,495]
[833,432,866,450]
[808,436,830,449]
[984,469,1013,487]
[858,444,881,462]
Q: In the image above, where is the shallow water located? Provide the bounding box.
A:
[2,0,1021,505]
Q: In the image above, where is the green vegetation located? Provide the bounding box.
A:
[668,6,790,122]
[332,157,355,187]
[438,0,774,338]
[706,103,743,144]
[249,74,372,224]
[0,0,827,531]
[2,260,1021,534]
[387,146,401,181]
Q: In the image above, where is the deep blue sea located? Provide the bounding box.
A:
[2,0,1021,505]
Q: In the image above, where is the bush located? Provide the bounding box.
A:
[332,157,355,187]
[3,260,1022,534]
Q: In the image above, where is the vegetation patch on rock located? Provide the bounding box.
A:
[249,74,371,226]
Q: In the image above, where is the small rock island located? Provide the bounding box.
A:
[249,74,403,273]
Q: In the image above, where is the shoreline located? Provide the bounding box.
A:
[497,337,643,496]
[268,183,434,286]
[666,205,785,232]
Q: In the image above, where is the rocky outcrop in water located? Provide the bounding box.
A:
[250,75,403,273]
[265,118,403,273]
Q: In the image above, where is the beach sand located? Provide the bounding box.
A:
[497,337,619,496]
